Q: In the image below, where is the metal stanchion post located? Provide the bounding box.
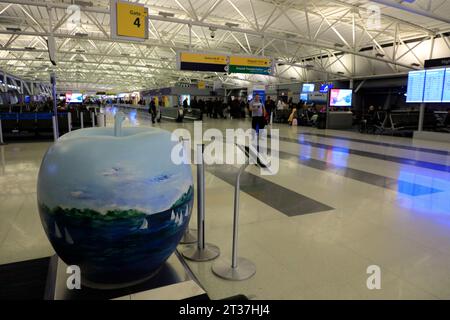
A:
[68,113,72,132]
[182,144,220,261]
[0,119,5,145]
[91,112,95,127]
[51,73,59,138]
[104,113,107,127]
[52,116,58,142]
[1,144,5,175]
[180,138,197,245]
[80,112,84,128]
[212,146,256,281]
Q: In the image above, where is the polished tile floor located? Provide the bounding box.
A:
[1,111,450,299]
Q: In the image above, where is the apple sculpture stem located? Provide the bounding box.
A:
[114,112,126,137]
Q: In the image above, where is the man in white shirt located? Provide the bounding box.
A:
[250,94,266,133]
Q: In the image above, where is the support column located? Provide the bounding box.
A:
[418,103,425,132]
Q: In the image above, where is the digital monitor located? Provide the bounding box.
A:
[302,83,315,93]
[423,68,445,103]
[406,70,426,103]
[180,94,190,106]
[442,68,450,103]
[320,83,333,93]
[66,92,83,103]
[253,90,266,105]
[300,93,308,101]
[329,89,353,107]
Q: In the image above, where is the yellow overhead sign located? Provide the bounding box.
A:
[180,52,227,65]
[229,56,271,67]
[116,1,148,39]
[198,81,206,89]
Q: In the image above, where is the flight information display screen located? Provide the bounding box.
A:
[406,70,426,103]
[423,68,445,103]
[407,68,450,103]
[442,68,450,103]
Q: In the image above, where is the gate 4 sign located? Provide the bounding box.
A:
[110,0,148,41]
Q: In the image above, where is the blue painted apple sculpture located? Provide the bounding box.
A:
[37,113,193,287]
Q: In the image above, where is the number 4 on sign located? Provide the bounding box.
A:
[134,17,140,28]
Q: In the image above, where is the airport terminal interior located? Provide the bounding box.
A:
[1,0,450,301]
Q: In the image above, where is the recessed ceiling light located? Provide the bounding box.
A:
[225,22,239,28]
[159,11,175,18]
[74,0,93,7]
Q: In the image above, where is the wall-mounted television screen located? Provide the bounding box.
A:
[320,83,333,93]
[66,92,83,103]
[329,89,353,107]
[180,94,190,106]
[300,93,308,101]
[302,83,315,93]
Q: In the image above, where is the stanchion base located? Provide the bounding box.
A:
[182,243,220,262]
[179,229,197,245]
[212,257,256,281]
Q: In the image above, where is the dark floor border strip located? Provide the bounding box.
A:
[0,257,50,300]
[278,136,450,173]
[275,149,442,197]
[297,132,450,156]
[207,164,334,217]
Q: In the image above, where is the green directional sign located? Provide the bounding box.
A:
[228,65,271,75]
[228,56,273,75]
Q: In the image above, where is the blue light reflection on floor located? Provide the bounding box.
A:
[295,136,450,173]
[397,169,450,212]
[296,140,442,197]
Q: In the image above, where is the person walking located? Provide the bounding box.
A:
[265,95,275,125]
[198,98,205,120]
[250,94,266,134]
[149,97,157,123]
